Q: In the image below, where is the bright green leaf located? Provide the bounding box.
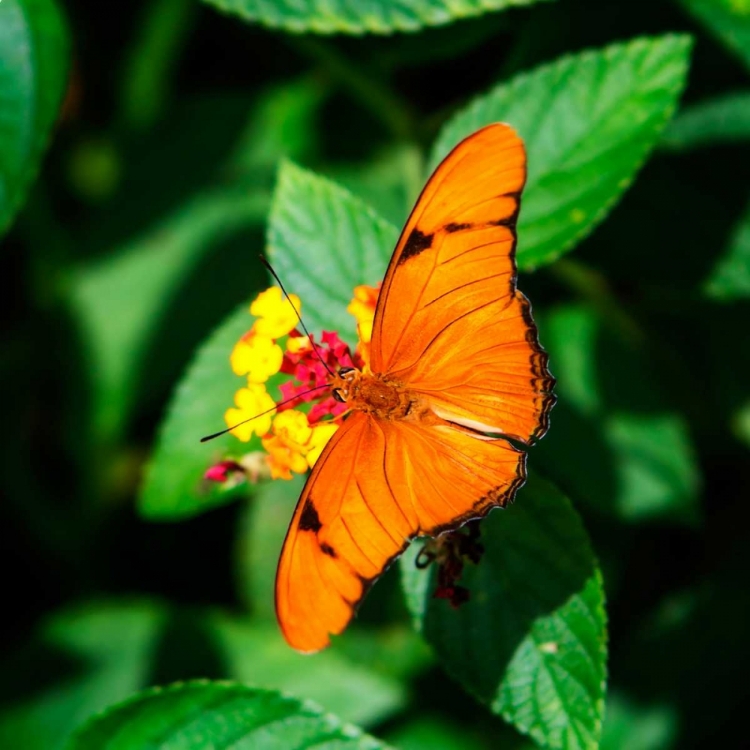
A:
[69,189,268,444]
[534,304,701,524]
[139,302,267,520]
[704,201,750,300]
[430,35,691,269]
[267,160,398,340]
[662,91,750,149]
[201,0,552,36]
[677,0,750,72]
[208,614,406,728]
[0,601,165,750]
[67,682,392,750]
[402,475,607,750]
[0,0,69,236]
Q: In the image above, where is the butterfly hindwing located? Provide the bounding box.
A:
[275,411,525,652]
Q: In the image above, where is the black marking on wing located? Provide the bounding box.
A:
[320,542,337,558]
[399,228,434,264]
[299,498,322,533]
[444,221,473,233]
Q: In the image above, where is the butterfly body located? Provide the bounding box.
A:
[275,123,555,652]
[333,368,422,421]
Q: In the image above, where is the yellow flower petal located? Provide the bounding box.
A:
[224,384,275,441]
[230,332,283,383]
[250,286,301,339]
[306,423,339,468]
[272,410,312,451]
[286,335,311,355]
[262,434,309,480]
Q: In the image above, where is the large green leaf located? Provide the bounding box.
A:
[533,304,700,524]
[69,189,268,444]
[201,0,551,35]
[0,601,165,750]
[401,475,607,750]
[0,0,69,236]
[662,92,750,150]
[267,160,398,340]
[66,682,391,749]
[430,35,692,269]
[704,201,750,300]
[677,0,750,72]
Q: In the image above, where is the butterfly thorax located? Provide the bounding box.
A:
[331,369,421,421]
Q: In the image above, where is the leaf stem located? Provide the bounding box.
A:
[288,36,416,141]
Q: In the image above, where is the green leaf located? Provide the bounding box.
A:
[677,0,750,72]
[599,692,678,750]
[267,161,398,340]
[662,92,750,150]
[227,78,326,174]
[67,682,391,749]
[118,0,197,131]
[138,301,267,520]
[208,614,406,728]
[0,0,69,236]
[68,188,268,444]
[201,0,552,36]
[430,35,692,269]
[384,716,536,750]
[533,304,701,524]
[401,474,607,750]
[236,475,306,619]
[704,201,750,300]
[0,601,165,750]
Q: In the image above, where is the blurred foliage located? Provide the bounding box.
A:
[1,0,749,748]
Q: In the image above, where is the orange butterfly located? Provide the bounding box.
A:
[276,123,555,652]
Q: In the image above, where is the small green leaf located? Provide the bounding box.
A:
[0,601,165,750]
[662,91,750,150]
[267,161,398,340]
[704,201,750,300]
[201,0,552,36]
[67,682,391,749]
[139,303,266,520]
[402,475,607,750]
[0,0,69,236]
[68,189,268,443]
[534,304,701,524]
[677,0,750,72]
[430,35,692,269]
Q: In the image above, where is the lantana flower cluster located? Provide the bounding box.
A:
[206,283,378,485]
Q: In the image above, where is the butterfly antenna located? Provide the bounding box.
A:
[200,383,330,442]
[260,255,336,378]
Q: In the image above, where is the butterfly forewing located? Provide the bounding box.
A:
[370,123,553,444]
